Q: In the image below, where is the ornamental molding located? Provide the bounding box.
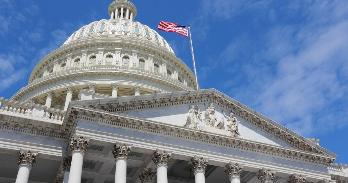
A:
[289,174,306,183]
[63,157,72,171]
[73,89,334,159]
[113,144,131,160]
[138,168,155,183]
[191,156,208,175]
[225,162,242,177]
[258,168,275,183]
[17,150,38,166]
[0,113,65,139]
[152,150,171,167]
[69,136,89,153]
[65,106,334,165]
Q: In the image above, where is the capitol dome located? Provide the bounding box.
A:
[11,0,197,110]
[63,19,175,54]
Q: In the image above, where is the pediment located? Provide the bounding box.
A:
[72,89,335,159]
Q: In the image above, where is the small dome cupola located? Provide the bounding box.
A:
[108,0,137,21]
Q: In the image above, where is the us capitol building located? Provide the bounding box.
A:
[0,0,347,183]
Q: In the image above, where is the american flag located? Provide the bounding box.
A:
[158,21,189,37]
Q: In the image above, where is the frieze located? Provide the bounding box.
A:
[67,106,334,165]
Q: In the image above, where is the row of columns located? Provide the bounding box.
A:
[59,136,312,183]
[44,85,143,110]
[15,137,330,183]
[111,7,134,20]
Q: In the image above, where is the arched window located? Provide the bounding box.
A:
[105,54,113,65]
[122,56,130,67]
[167,69,172,77]
[154,63,160,74]
[48,67,54,73]
[139,59,145,70]
[89,55,96,66]
[178,76,183,83]
[61,62,66,68]
[74,58,80,67]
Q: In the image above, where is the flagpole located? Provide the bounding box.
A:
[188,26,200,90]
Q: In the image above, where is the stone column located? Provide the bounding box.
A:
[15,150,38,183]
[139,168,155,183]
[115,8,119,19]
[64,88,73,111]
[257,169,275,183]
[63,157,72,183]
[289,174,306,183]
[45,92,52,108]
[112,84,119,98]
[191,156,208,183]
[68,136,89,183]
[121,8,124,19]
[130,13,133,20]
[126,9,130,19]
[135,87,141,96]
[225,163,242,183]
[152,150,172,183]
[112,144,131,183]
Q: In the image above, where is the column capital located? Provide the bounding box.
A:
[63,157,72,171]
[257,169,275,183]
[225,162,242,177]
[111,83,119,88]
[152,150,172,167]
[289,174,306,183]
[66,87,73,93]
[191,156,208,175]
[113,144,131,160]
[69,136,89,153]
[139,168,155,183]
[17,150,38,167]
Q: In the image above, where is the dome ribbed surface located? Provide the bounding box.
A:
[64,19,174,54]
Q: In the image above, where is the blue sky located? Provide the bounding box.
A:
[0,0,347,163]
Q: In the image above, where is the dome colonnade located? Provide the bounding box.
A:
[11,0,197,110]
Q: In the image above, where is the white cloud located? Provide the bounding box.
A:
[0,55,27,92]
[197,0,348,136]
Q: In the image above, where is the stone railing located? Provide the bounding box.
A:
[328,163,348,177]
[0,98,65,124]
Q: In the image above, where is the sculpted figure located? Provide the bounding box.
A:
[225,112,239,136]
[204,103,218,127]
[185,105,202,129]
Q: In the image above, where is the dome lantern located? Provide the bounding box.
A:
[108,0,137,21]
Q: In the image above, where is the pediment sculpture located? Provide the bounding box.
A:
[184,105,204,130]
[185,103,240,137]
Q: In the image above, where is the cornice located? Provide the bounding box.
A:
[72,89,335,159]
[0,113,65,139]
[64,106,334,165]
